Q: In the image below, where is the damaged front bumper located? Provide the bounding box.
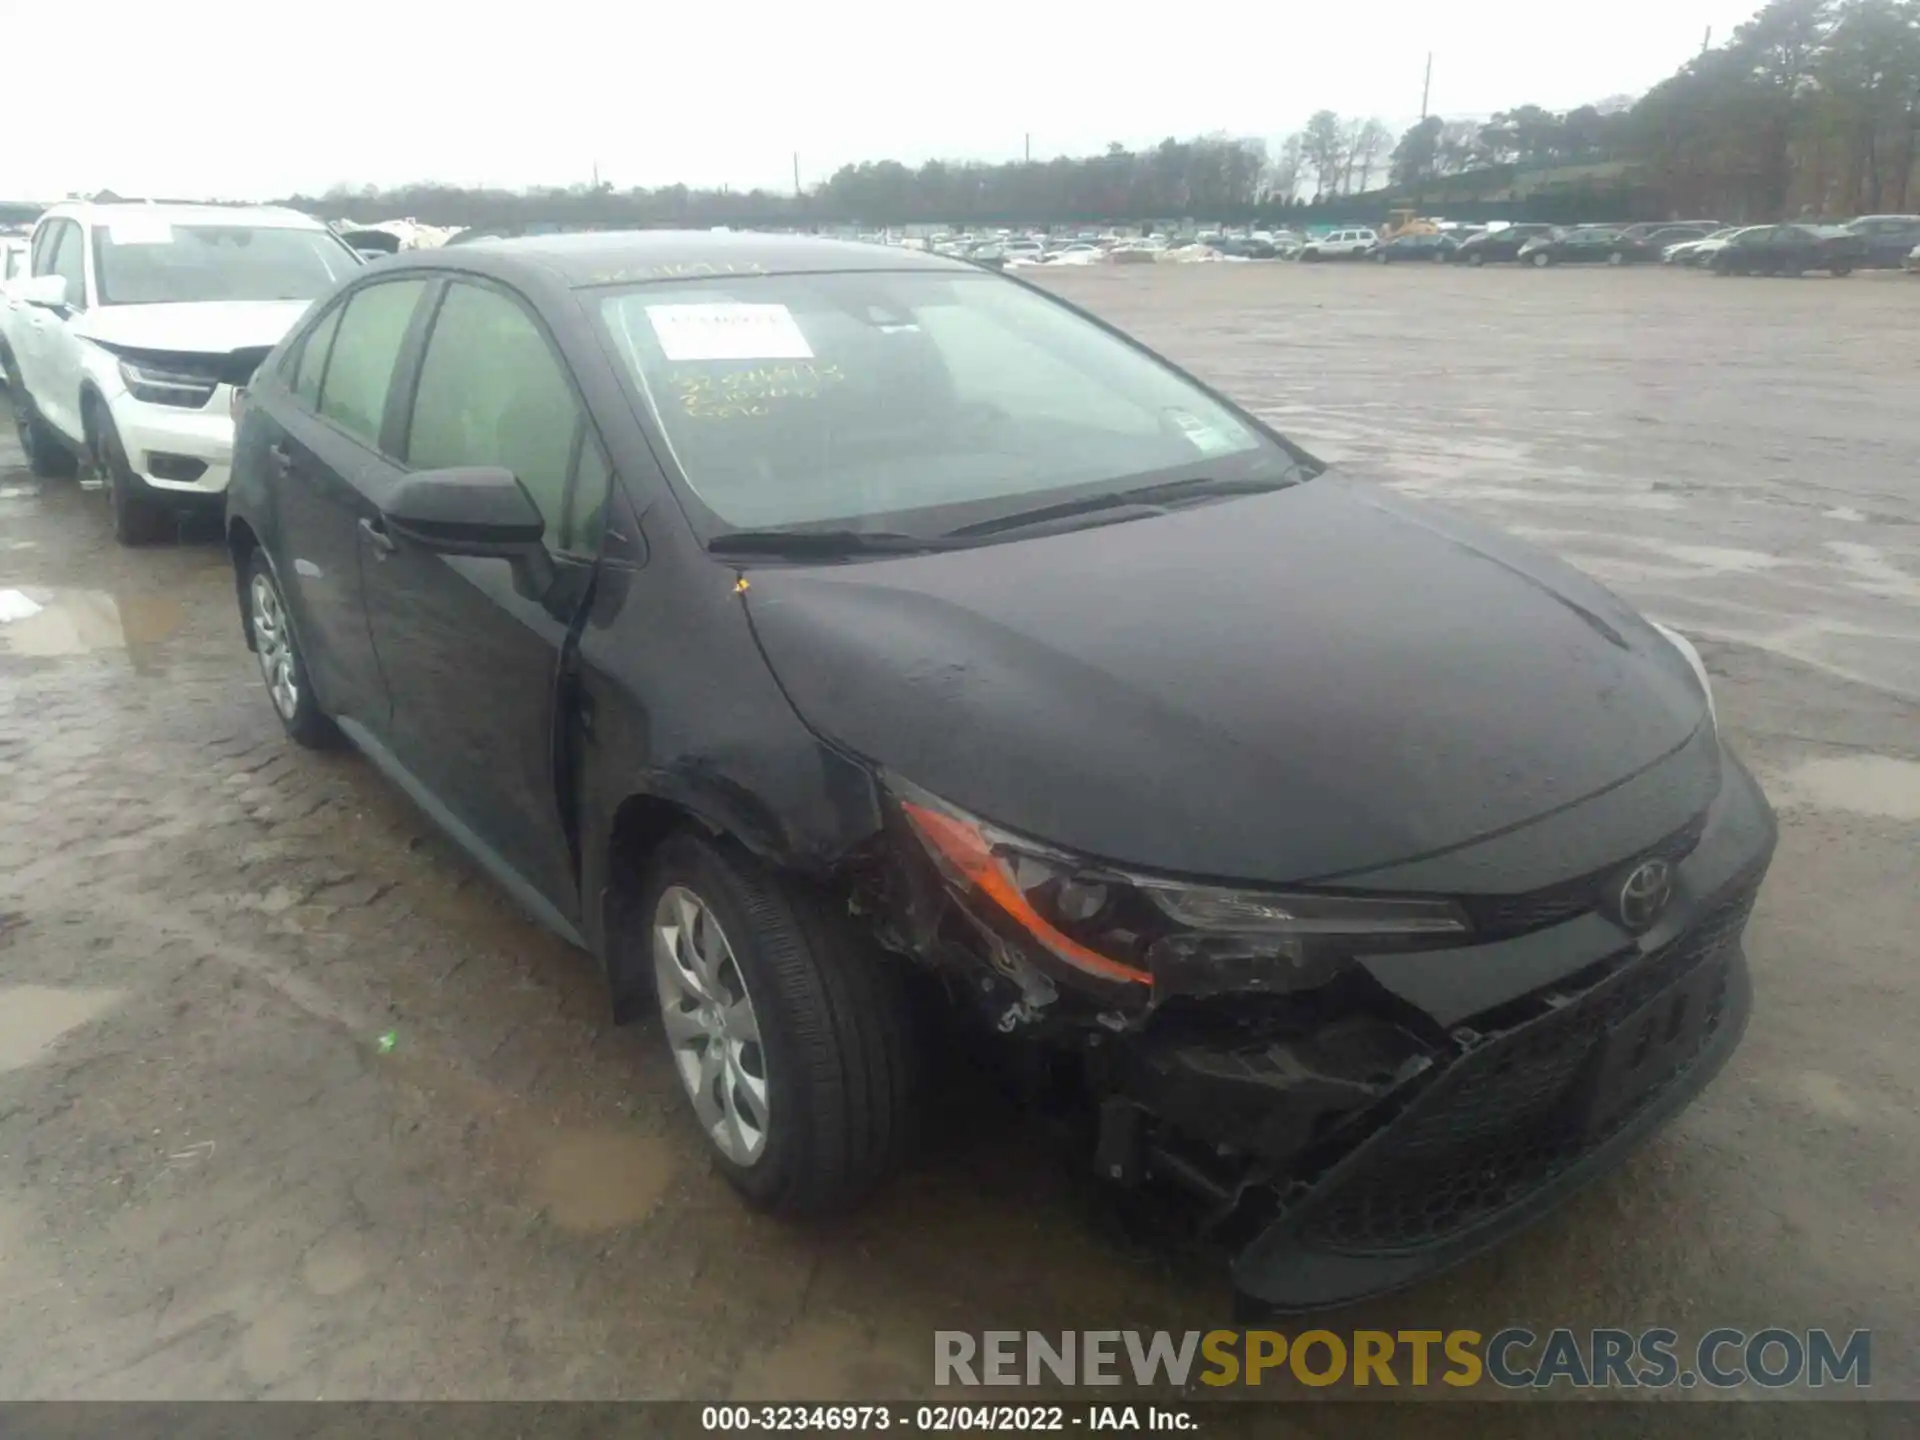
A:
[1109,751,1776,1310]
[883,747,1777,1312]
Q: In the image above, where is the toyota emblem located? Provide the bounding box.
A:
[1615,858,1674,932]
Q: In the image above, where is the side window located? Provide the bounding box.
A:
[405,281,601,552]
[29,223,57,276]
[49,223,86,308]
[317,279,426,446]
[292,302,344,410]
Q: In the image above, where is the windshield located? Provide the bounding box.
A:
[91,222,361,305]
[597,269,1306,536]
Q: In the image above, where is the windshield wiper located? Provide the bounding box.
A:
[943,473,1296,541]
[707,528,962,558]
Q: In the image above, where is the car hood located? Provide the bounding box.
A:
[73,300,315,355]
[743,477,1709,885]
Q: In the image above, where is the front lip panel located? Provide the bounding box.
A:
[1231,954,1753,1311]
[1223,751,1776,1310]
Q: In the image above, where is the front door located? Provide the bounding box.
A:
[361,277,614,921]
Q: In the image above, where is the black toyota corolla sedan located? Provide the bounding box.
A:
[224,232,1775,1309]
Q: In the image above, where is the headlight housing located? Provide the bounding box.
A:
[1650,620,1717,733]
[889,777,1468,1002]
[118,358,217,409]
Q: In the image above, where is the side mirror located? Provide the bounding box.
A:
[19,274,68,309]
[382,466,556,602]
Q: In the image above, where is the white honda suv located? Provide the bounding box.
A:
[0,202,362,543]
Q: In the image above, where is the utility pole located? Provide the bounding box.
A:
[792,152,801,197]
[1024,133,1031,163]
[1420,53,1433,120]
[1701,26,1711,55]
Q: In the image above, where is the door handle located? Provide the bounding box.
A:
[266,441,293,474]
[359,516,396,556]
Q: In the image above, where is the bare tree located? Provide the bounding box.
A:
[1351,119,1393,191]
[1300,111,1350,198]
[1266,133,1307,201]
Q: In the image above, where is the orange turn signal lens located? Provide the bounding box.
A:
[899,798,1152,988]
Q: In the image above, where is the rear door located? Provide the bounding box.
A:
[362,276,614,922]
[246,275,432,725]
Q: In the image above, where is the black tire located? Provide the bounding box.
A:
[1830,261,1852,277]
[243,546,338,748]
[87,401,169,545]
[1607,250,1626,266]
[1372,249,1387,264]
[642,832,915,1215]
[3,359,78,479]
[1467,250,1485,267]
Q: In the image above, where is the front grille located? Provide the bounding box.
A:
[1297,870,1760,1253]
[1459,809,1710,938]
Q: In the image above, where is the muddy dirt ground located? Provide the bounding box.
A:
[1,263,1916,1421]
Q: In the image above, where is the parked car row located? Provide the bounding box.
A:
[1293,214,1909,278]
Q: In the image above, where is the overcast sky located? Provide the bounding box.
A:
[16,3,1763,201]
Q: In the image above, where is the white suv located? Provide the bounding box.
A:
[0,202,362,543]
[1297,227,1379,261]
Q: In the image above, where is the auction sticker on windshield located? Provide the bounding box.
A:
[1166,408,1242,457]
[107,217,176,246]
[647,303,813,362]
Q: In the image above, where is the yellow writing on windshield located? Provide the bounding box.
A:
[671,361,846,419]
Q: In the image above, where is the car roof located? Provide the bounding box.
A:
[414,230,973,288]
[38,201,328,231]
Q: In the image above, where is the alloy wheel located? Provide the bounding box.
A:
[652,884,770,1165]
[249,573,299,720]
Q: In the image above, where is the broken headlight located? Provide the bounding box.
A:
[890,777,1468,1000]
[119,358,217,409]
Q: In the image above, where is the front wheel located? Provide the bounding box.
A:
[1607,250,1626,266]
[644,834,915,1215]
[1372,250,1387,264]
[1830,261,1852,277]
[88,403,169,545]
[1531,251,1553,267]
[1467,250,1485,267]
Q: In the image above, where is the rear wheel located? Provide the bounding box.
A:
[1607,250,1626,266]
[244,548,337,747]
[1467,250,1485,267]
[643,833,915,1215]
[1830,261,1852,277]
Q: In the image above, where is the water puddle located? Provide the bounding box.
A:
[0,586,183,665]
[527,1128,679,1231]
[0,985,126,1073]
[1777,755,1920,822]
